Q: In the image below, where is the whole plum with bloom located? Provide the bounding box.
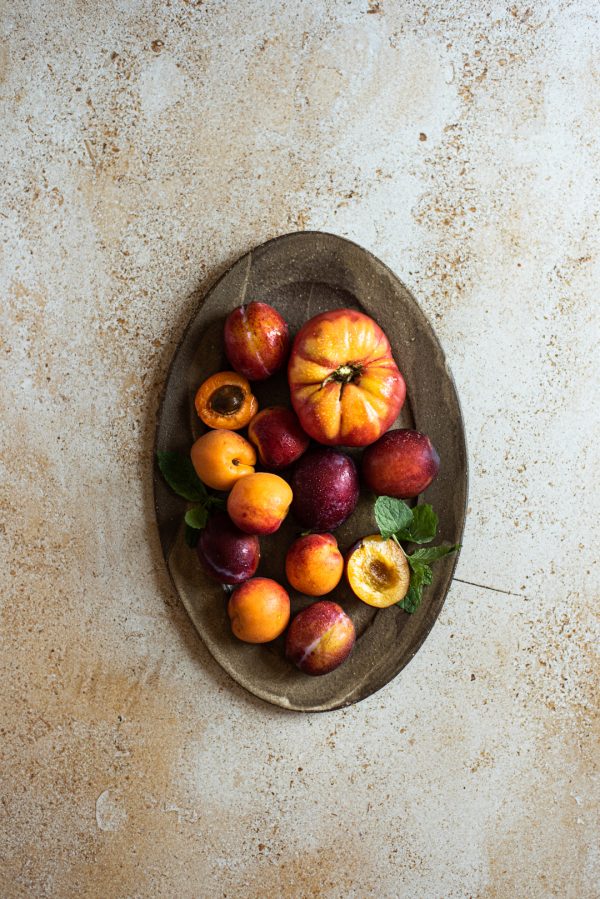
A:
[362,428,440,498]
[190,429,255,491]
[248,406,309,470]
[288,308,405,446]
[345,534,410,608]
[224,302,290,381]
[285,601,356,675]
[290,448,359,531]
[227,472,293,535]
[227,577,290,643]
[285,533,343,597]
[197,511,260,585]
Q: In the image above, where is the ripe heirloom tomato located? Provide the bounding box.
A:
[288,309,405,447]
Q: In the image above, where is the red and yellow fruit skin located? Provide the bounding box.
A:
[227,472,293,535]
[362,428,440,498]
[227,577,290,643]
[248,406,310,470]
[224,302,290,381]
[285,600,356,676]
[285,533,343,597]
[288,309,406,447]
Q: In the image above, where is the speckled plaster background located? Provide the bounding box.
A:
[1,1,598,896]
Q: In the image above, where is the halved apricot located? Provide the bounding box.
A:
[194,371,258,430]
[345,535,410,608]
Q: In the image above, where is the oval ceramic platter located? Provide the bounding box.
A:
[154,232,468,712]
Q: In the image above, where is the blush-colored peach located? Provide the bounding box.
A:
[285,601,355,675]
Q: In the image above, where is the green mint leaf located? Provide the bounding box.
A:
[399,544,460,614]
[374,496,413,540]
[397,504,438,544]
[184,523,200,548]
[398,560,431,613]
[184,506,209,530]
[157,451,207,502]
[410,544,461,564]
[398,583,423,614]
[406,555,433,586]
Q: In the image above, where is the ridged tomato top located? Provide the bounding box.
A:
[288,309,406,447]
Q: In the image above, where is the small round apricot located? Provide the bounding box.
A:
[285,533,343,597]
[227,472,293,535]
[227,577,290,643]
[195,371,258,430]
[345,534,410,608]
[190,429,256,491]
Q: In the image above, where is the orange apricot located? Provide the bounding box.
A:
[227,577,290,643]
[227,472,293,535]
[190,429,256,491]
[285,533,343,597]
[194,371,258,430]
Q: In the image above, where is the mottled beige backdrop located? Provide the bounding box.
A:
[1,1,598,897]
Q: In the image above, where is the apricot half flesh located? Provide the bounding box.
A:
[345,535,410,608]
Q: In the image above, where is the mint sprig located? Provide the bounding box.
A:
[157,451,225,538]
[374,495,460,614]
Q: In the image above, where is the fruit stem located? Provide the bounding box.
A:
[322,363,363,387]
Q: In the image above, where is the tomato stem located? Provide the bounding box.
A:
[322,362,363,387]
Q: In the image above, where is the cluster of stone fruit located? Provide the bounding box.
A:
[163,302,442,677]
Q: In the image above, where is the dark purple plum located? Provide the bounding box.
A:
[197,510,260,584]
[290,448,359,531]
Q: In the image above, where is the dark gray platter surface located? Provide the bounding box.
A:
[154,231,467,711]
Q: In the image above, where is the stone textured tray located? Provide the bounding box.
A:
[154,232,468,711]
